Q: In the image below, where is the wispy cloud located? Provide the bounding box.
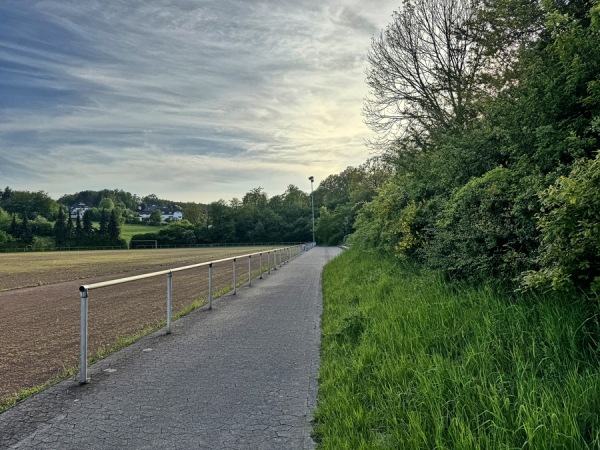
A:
[0,0,398,201]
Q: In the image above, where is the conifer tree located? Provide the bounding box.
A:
[66,213,74,241]
[9,213,18,237]
[107,209,121,243]
[54,206,67,245]
[82,210,94,237]
[21,213,33,244]
[99,208,108,235]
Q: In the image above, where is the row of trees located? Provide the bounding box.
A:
[53,207,124,247]
[0,184,319,249]
[335,0,600,295]
[131,185,314,246]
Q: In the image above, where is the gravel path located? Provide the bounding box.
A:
[0,246,341,449]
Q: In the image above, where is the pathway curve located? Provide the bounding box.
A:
[0,246,341,449]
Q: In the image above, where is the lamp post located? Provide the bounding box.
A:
[308,176,315,244]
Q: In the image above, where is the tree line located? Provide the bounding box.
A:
[0,184,318,249]
[130,185,313,247]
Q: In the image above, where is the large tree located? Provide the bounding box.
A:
[363,0,488,148]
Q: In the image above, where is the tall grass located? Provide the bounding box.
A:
[314,248,599,449]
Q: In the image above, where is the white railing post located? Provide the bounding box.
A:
[259,252,263,279]
[233,258,237,295]
[268,251,271,274]
[79,288,88,384]
[166,271,172,334]
[208,263,213,310]
[248,255,252,286]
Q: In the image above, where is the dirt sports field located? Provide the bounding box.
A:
[0,246,287,405]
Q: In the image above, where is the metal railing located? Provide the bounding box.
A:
[77,244,309,383]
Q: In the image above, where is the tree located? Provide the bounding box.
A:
[242,187,268,209]
[0,207,11,231]
[363,0,487,147]
[21,213,33,244]
[0,190,58,219]
[0,186,12,201]
[183,203,206,225]
[9,213,18,237]
[54,207,67,245]
[66,213,74,241]
[107,209,121,243]
[149,209,163,225]
[99,208,108,235]
[82,210,94,237]
[98,198,115,210]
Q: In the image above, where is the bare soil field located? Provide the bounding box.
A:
[0,247,283,405]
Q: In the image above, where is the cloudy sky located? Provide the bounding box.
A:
[0,0,397,203]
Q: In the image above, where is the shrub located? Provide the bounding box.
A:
[522,153,600,294]
[426,167,541,282]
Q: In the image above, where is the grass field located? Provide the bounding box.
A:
[120,222,162,243]
[314,248,599,449]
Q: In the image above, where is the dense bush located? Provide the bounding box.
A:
[522,153,600,293]
[425,167,541,281]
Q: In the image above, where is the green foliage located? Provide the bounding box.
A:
[182,202,206,225]
[31,216,54,237]
[54,207,67,245]
[353,179,421,256]
[0,190,58,220]
[0,229,15,246]
[348,0,600,291]
[107,209,121,243]
[20,214,33,244]
[315,248,600,448]
[426,167,541,280]
[148,209,162,225]
[98,197,114,210]
[314,159,390,245]
[522,153,600,293]
[0,207,11,231]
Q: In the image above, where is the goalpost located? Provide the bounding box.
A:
[129,240,158,250]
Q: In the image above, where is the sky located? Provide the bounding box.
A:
[0,0,398,203]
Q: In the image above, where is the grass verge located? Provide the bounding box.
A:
[314,247,599,449]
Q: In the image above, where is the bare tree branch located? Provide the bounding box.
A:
[363,0,486,148]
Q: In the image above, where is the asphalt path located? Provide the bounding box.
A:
[0,246,341,449]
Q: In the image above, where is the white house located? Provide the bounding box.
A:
[69,202,90,220]
[139,205,183,222]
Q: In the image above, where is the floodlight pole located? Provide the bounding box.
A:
[309,176,315,244]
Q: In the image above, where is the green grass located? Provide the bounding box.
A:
[314,248,600,449]
[119,223,161,243]
[0,366,77,412]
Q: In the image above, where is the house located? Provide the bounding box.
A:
[69,202,90,220]
[139,205,183,222]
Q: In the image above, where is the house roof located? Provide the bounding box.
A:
[140,205,182,215]
[69,202,89,209]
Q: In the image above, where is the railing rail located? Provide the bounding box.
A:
[77,244,311,383]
